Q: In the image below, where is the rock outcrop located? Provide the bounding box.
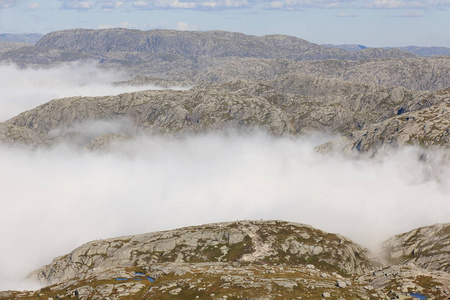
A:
[20,221,379,299]
[1,77,448,154]
[30,221,377,286]
[318,87,450,155]
[382,223,450,273]
[4,221,450,299]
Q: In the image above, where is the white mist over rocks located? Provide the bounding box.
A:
[0,64,449,291]
[0,62,186,122]
[1,133,449,291]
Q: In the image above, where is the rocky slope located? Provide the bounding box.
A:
[382,223,450,273]
[30,221,377,286]
[318,87,450,155]
[1,74,448,153]
[191,56,450,91]
[3,221,450,299]
[0,123,48,146]
[0,41,32,53]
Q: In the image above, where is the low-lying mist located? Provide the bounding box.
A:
[1,133,449,290]
[0,63,449,291]
[0,62,186,122]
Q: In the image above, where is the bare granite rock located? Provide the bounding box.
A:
[318,88,450,156]
[382,223,450,273]
[29,220,377,286]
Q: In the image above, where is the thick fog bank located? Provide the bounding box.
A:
[0,63,186,122]
[0,133,449,290]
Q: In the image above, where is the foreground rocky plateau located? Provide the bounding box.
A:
[1,221,450,299]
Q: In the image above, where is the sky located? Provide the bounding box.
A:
[0,0,449,47]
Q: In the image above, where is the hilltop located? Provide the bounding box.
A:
[2,221,450,299]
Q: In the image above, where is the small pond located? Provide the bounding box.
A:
[409,293,427,299]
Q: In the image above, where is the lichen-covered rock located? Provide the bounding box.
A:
[29,220,378,286]
[318,87,450,156]
[382,223,450,273]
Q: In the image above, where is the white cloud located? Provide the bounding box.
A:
[365,0,450,9]
[263,0,450,10]
[264,0,356,10]
[0,63,184,122]
[176,21,198,31]
[132,0,249,9]
[1,130,449,290]
[27,2,40,10]
[0,0,16,9]
[59,0,96,9]
[48,0,450,11]
[99,0,125,9]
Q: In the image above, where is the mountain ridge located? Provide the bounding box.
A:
[1,28,448,92]
[34,28,416,61]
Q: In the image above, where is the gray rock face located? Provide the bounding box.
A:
[4,222,450,299]
[4,89,291,141]
[0,123,48,146]
[29,220,377,286]
[0,41,33,53]
[2,76,448,154]
[382,223,450,273]
[192,56,450,91]
[319,87,450,156]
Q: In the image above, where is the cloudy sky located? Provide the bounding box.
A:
[0,0,449,47]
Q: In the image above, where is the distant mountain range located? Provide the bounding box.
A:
[0,28,449,154]
[1,28,449,92]
[0,33,43,43]
[322,43,450,57]
[1,31,448,57]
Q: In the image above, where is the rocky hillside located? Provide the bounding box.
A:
[319,87,450,155]
[3,221,450,299]
[0,41,32,53]
[34,28,416,61]
[191,56,450,91]
[30,221,377,286]
[382,223,450,273]
[1,74,448,154]
[1,29,449,92]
